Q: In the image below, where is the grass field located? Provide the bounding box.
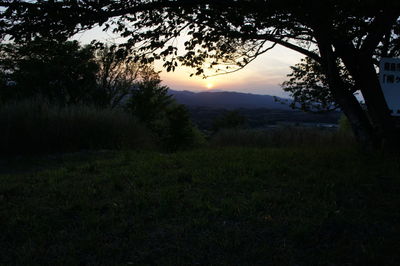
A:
[1,147,400,265]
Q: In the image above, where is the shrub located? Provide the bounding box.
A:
[126,80,205,151]
[338,114,353,135]
[126,79,173,124]
[160,104,206,151]
[0,100,155,155]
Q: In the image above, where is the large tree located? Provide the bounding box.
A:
[0,39,99,105]
[1,0,399,149]
[95,44,161,108]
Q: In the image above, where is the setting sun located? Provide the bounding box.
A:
[206,82,214,89]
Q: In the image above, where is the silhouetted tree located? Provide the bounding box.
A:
[95,45,160,108]
[0,40,161,107]
[1,0,400,149]
[163,104,197,151]
[126,79,173,125]
[282,56,356,113]
[126,79,202,151]
[0,39,98,105]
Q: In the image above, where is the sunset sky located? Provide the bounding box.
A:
[73,27,304,98]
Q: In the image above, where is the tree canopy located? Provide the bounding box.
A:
[95,44,161,108]
[1,0,400,149]
[0,39,99,105]
[281,56,356,113]
[0,39,162,107]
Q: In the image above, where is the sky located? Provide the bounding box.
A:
[73,27,304,98]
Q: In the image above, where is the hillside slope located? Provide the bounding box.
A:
[169,90,291,110]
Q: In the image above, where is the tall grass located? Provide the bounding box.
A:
[210,127,355,149]
[0,100,155,155]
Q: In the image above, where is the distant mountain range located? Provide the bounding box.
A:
[168,90,292,110]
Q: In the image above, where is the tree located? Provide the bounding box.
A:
[95,45,160,108]
[0,39,160,107]
[126,78,174,125]
[0,39,99,105]
[1,0,400,149]
[163,104,198,151]
[281,56,355,113]
[126,78,202,151]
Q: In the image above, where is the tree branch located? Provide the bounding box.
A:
[361,9,400,55]
[223,31,321,62]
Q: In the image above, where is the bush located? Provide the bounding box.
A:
[0,100,155,155]
[126,80,205,151]
[338,114,353,135]
[160,104,206,151]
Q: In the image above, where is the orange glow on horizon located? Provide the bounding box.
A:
[206,82,214,89]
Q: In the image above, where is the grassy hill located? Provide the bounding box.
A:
[1,147,399,265]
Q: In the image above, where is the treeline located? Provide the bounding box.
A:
[1,39,160,107]
[0,39,204,154]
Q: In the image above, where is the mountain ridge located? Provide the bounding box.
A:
[168,89,292,110]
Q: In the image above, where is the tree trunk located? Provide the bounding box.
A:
[357,62,400,151]
[328,73,378,150]
[338,50,399,151]
[316,37,378,150]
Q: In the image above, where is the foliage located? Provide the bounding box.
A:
[95,45,160,108]
[0,38,201,153]
[126,79,204,151]
[0,39,99,106]
[162,104,205,151]
[212,110,246,132]
[0,100,155,155]
[1,148,400,264]
[126,79,173,125]
[282,56,356,112]
[0,39,162,108]
[338,114,353,135]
